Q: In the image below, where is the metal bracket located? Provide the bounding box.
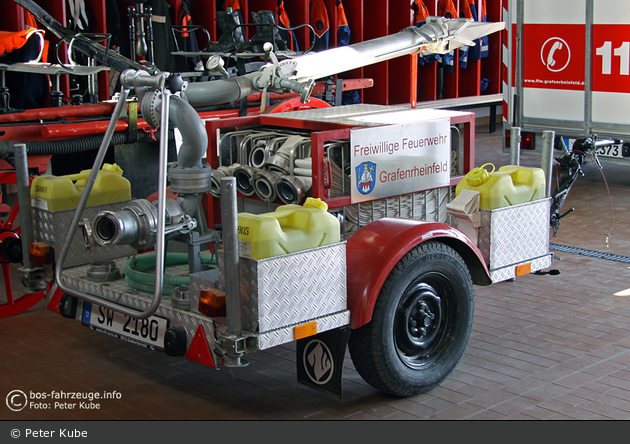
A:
[215,334,257,367]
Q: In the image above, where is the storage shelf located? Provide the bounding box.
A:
[0,0,502,106]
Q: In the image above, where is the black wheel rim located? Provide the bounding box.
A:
[394,274,455,370]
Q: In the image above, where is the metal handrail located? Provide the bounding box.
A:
[54,82,171,319]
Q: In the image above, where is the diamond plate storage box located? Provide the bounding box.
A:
[32,201,137,268]
[478,198,551,281]
[218,242,348,339]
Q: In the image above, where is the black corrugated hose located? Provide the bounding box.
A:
[19,129,176,156]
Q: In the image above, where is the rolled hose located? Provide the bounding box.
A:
[122,252,216,295]
[11,130,175,156]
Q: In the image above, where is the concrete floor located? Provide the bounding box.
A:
[2,123,630,420]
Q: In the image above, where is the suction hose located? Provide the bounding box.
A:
[1,130,175,157]
[122,252,217,295]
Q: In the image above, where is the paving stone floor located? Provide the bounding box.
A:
[2,122,630,421]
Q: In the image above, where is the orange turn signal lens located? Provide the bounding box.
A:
[199,289,226,317]
[29,242,52,265]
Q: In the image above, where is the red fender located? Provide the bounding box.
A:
[346,217,491,329]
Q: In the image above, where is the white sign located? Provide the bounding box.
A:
[350,119,451,203]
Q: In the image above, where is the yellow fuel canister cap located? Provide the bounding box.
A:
[466,163,495,186]
[101,163,124,175]
[303,197,328,211]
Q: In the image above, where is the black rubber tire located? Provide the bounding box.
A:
[348,240,474,397]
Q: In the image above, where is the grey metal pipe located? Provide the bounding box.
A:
[126,71,209,222]
[128,75,206,170]
[176,193,203,220]
[185,76,255,107]
[126,72,208,217]
[541,131,555,198]
[509,127,521,166]
[220,176,242,338]
[13,144,35,271]
[285,19,504,82]
[168,95,207,169]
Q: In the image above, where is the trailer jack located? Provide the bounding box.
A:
[214,335,257,367]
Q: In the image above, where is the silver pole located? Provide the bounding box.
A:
[541,130,555,198]
[509,126,521,166]
[585,0,593,135]
[13,144,35,269]
[220,176,242,338]
[153,88,171,307]
[515,0,524,127]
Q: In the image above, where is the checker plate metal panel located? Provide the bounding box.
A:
[478,198,550,271]
[490,254,553,283]
[218,242,347,334]
[32,202,137,268]
[257,311,350,350]
[213,311,350,350]
[63,261,220,359]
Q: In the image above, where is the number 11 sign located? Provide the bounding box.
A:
[593,25,630,93]
[592,2,630,125]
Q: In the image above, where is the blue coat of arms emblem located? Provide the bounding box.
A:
[356,161,376,195]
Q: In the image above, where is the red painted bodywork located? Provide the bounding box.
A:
[346,217,491,329]
[265,96,331,113]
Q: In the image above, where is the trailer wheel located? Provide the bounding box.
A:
[348,241,474,397]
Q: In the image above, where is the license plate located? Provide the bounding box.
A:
[594,144,625,158]
[566,138,625,158]
[82,301,167,350]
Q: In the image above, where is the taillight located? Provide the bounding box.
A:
[199,289,226,317]
[522,132,535,150]
[29,242,53,265]
[505,130,535,150]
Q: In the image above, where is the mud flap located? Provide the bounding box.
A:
[296,327,350,400]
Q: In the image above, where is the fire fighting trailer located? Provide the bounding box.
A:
[502,0,630,163]
[3,13,552,399]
